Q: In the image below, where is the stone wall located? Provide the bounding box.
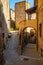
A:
[0,32,5,65]
[1,0,10,34]
[38,2,43,52]
[15,1,30,28]
[1,0,10,46]
[0,1,5,65]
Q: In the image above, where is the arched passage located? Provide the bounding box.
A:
[19,19,37,55]
[22,26,37,46]
[23,27,36,42]
[23,27,37,44]
[19,25,38,55]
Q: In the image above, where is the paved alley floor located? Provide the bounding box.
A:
[23,44,42,58]
[4,31,43,65]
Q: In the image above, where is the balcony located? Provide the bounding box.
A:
[25,6,37,14]
[26,13,37,20]
[26,6,37,20]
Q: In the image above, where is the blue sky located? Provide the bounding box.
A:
[10,0,34,10]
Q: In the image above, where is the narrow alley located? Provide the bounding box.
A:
[0,0,43,65]
[4,31,43,65]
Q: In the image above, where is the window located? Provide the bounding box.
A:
[39,23,42,37]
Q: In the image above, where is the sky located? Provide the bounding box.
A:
[10,0,34,10]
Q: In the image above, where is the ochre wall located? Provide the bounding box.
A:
[38,1,43,52]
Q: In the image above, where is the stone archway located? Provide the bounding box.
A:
[22,27,37,47]
[18,19,38,55]
[19,26,38,55]
[22,27,37,45]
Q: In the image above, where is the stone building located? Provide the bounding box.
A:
[1,0,10,45]
[16,1,37,55]
[37,0,43,53]
[10,9,15,30]
[15,1,30,28]
[0,1,5,65]
[18,0,43,54]
[34,0,43,53]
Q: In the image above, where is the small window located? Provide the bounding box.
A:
[39,23,42,37]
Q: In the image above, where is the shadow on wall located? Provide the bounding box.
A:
[0,1,9,65]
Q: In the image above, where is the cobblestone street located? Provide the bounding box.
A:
[4,31,43,65]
